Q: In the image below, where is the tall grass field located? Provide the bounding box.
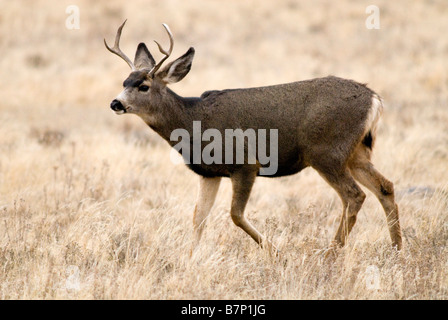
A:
[0,0,447,299]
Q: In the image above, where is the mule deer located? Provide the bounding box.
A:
[105,21,402,254]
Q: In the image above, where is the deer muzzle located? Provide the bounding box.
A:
[110,99,126,114]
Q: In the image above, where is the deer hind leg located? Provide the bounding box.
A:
[230,168,278,254]
[348,150,402,250]
[317,167,366,248]
[192,176,221,248]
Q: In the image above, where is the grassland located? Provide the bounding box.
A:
[0,0,447,299]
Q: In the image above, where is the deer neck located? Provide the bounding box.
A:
[141,87,200,146]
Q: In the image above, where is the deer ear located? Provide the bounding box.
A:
[157,47,195,84]
[134,43,156,70]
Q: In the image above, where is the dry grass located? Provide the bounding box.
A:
[0,0,447,299]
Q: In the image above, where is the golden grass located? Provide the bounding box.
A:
[0,0,447,299]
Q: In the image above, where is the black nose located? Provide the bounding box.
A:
[110,99,125,112]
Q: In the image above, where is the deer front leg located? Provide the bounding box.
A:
[192,176,221,249]
[230,168,278,255]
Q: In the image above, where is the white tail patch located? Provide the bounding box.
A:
[364,94,383,139]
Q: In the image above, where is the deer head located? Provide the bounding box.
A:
[105,20,195,120]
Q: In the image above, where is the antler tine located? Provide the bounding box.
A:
[104,20,136,71]
[148,23,174,77]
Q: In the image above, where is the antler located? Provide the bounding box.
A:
[147,23,174,77]
[104,20,136,71]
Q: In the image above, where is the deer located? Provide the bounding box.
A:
[105,21,402,256]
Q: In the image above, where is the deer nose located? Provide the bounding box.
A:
[110,99,125,113]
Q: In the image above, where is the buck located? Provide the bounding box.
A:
[105,21,402,254]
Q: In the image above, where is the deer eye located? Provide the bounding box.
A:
[138,85,149,92]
